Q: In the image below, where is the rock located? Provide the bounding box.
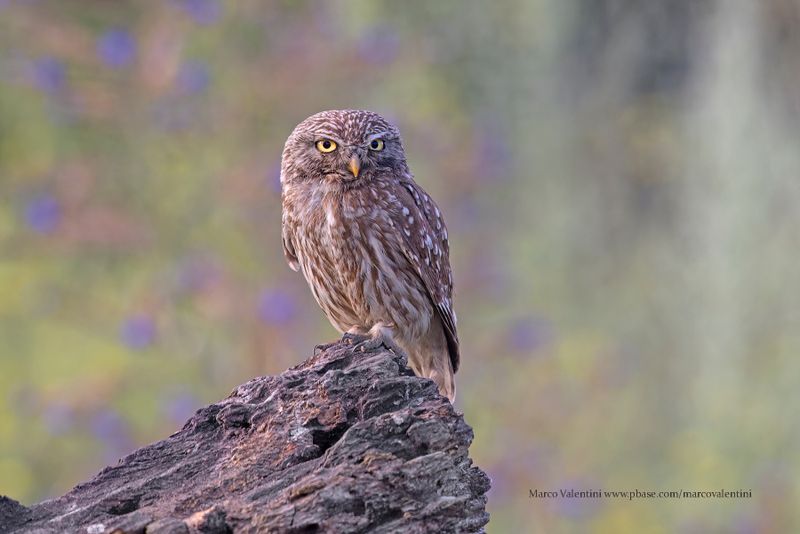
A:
[2,341,490,533]
[1,497,31,533]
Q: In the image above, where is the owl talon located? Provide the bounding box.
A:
[344,335,407,359]
[379,339,407,359]
[341,332,369,346]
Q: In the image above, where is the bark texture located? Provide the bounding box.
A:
[2,342,490,533]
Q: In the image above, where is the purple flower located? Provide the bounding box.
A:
[177,60,210,94]
[90,408,134,460]
[507,316,553,352]
[357,25,400,65]
[91,409,125,442]
[119,314,156,349]
[182,0,221,25]
[258,288,296,326]
[97,28,136,68]
[163,391,200,424]
[24,194,61,234]
[32,57,65,94]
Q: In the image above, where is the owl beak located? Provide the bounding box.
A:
[348,155,361,178]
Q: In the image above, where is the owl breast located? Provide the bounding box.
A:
[293,183,432,343]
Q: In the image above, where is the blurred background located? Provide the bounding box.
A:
[1,1,799,532]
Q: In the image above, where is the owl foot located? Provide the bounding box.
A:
[341,332,370,346]
[341,331,407,359]
[314,332,372,355]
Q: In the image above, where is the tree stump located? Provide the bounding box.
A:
[2,341,490,533]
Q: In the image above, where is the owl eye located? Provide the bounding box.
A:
[315,139,337,153]
[369,139,385,151]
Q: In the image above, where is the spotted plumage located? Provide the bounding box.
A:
[280,109,459,401]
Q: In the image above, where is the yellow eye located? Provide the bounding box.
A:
[315,139,337,153]
[369,139,385,151]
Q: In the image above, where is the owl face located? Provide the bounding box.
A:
[281,110,408,187]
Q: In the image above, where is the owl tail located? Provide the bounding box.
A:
[409,347,455,403]
[428,359,456,403]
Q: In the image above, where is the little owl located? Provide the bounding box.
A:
[280,110,459,401]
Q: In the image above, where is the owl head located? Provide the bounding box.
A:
[281,110,408,188]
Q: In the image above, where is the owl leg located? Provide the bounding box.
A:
[342,322,408,359]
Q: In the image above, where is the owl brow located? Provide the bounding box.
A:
[311,133,344,144]
[365,131,391,143]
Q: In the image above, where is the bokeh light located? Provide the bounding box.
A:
[97,28,137,69]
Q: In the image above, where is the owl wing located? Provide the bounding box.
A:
[281,213,300,272]
[394,179,460,372]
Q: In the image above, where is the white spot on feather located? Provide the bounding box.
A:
[326,204,336,226]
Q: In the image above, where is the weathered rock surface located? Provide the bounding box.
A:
[2,341,490,533]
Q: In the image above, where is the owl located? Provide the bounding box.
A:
[280,110,459,402]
